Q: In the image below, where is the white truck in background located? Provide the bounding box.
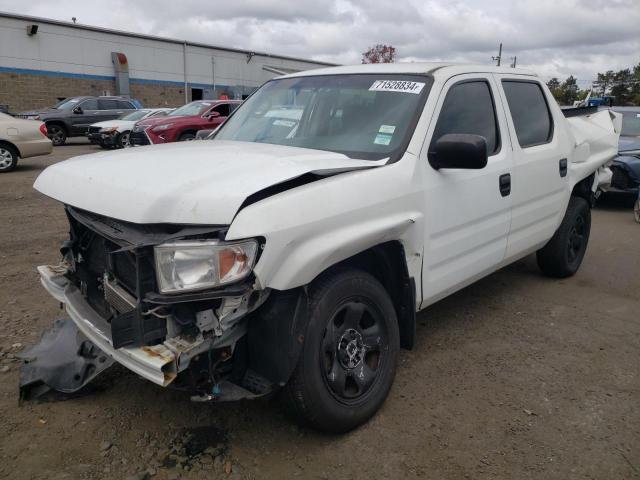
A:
[23,63,620,433]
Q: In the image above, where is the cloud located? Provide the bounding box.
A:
[0,0,638,84]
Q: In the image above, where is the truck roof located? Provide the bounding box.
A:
[283,62,537,80]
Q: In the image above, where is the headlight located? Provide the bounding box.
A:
[99,127,118,134]
[154,239,259,294]
[152,123,173,132]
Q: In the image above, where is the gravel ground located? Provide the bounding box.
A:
[0,142,638,480]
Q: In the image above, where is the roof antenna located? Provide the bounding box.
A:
[72,17,77,24]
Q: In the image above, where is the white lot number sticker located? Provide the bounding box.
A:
[369,80,425,94]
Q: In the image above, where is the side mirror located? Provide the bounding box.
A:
[207,111,220,120]
[428,133,488,170]
[73,106,83,114]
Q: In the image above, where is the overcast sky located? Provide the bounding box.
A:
[1,0,638,86]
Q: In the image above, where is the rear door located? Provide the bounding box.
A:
[494,77,570,260]
[420,74,513,306]
[98,99,129,122]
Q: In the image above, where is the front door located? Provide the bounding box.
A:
[420,75,513,307]
[70,98,100,135]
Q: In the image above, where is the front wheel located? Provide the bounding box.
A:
[537,196,591,278]
[47,124,67,146]
[117,131,130,148]
[283,268,400,433]
[178,132,196,142]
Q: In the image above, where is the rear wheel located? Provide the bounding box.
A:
[178,132,196,142]
[0,144,18,172]
[634,197,640,224]
[537,196,591,278]
[47,124,67,146]
[284,268,399,433]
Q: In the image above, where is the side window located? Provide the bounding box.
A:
[117,100,134,109]
[431,80,500,154]
[212,104,230,117]
[79,99,98,110]
[229,103,240,113]
[98,99,121,110]
[502,81,553,148]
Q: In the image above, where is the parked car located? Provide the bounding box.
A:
[129,100,241,145]
[608,106,640,195]
[87,108,173,149]
[24,64,620,432]
[0,112,52,172]
[15,96,138,146]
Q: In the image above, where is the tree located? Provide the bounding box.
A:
[362,45,396,64]
[546,78,561,98]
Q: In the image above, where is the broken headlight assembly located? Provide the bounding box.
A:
[154,239,258,294]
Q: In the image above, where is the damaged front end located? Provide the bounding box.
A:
[20,206,291,402]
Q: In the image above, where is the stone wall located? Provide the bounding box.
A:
[0,72,187,112]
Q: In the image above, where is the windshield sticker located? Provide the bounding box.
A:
[374,133,392,145]
[369,80,425,94]
[273,119,296,127]
[379,125,396,134]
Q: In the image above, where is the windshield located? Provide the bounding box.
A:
[169,102,212,117]
[54,98,82,110]
[621,111,640,137]
[215,74,432,160]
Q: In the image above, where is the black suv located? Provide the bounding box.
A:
[15,96,138,146]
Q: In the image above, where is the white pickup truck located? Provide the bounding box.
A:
[23,63,620,433]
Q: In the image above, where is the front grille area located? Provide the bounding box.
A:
[88,126,101,134]
[65,208,166,347]
[130,127,150,146]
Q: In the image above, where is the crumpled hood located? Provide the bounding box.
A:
[34,140,385,225]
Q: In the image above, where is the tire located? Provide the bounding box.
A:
[0,143,19,172]
[47,124,67,146]
[178,132,196,142]
[283,267,400,433]
[634,198,640,224]
[536,196,591,278]
[117,131,130,148]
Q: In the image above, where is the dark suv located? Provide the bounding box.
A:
[15,96,138,146]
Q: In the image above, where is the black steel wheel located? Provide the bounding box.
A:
[537,196,591,278]
[284,267,399,433]
[47,124,67,146]
[118,131,130,148]
[321,299,389,403]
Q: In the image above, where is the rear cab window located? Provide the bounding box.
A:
[98,99,122,110]
[430,80,501,155]
[501,80,553,147]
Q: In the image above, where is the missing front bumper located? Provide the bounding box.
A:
[36,264,178,387]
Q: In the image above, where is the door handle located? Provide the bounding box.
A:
[499,173,511,197]
[559,158,568,177]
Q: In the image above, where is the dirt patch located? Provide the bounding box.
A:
[0,143,638,479]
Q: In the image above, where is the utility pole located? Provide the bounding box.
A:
[492,43,502,66]
[510,56,517,68]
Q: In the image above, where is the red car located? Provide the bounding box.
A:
[129,100,241,145]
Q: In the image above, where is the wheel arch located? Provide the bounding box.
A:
[571,172,596,206]
[44,120,68,134]
[0,139,21,158]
